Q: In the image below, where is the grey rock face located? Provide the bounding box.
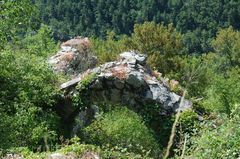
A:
[126,71,145,88]
[61,51,192,116]
[48,37,97,77]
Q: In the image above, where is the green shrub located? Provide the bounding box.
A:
[203,68,240,115]
[83,107,160,157]
[126,22,184,75]
[9,136,153,159]
[179,110,199,132]
[21,24,59,57]
[91,31,128,64]
[0,27,61,150]
[60,137,152,159]
[72,73,97,110]
[212,27,240,68]
[175,54,217,98]
[0,0,36,50]
[168,110,199,157]
[186,113,240,158]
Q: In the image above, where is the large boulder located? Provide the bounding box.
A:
[60,52,192,123]
[48,37,97,77]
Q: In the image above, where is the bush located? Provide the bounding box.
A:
[72,72,97,110]
[203,68,240,115]
[212,27,240,68]
[0,27,61,150]
[179,110,199,132]
[186,113,240,158]
[8,137,153,159]
[21,24,59,57]
[0,0,36,50]
[175,54,217,98]
[91,31,128,64]
[126,22,184,75]
[83,107,160,157]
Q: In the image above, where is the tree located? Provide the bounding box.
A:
[212,27,240,68]
[0,25,60,151]
[0,0,36,49]
[126,22,184,75]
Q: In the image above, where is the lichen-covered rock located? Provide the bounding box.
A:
[3,154,24,159]
[47,153,77,159]
[80,152,100,159]
[60,51,192,116]
[48,37,97,76]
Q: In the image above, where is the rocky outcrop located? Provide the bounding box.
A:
[47,152,100,159]
[80,152,100,159]
[4,152,100,159]
[47,153,78,159]
[48,37,97,76]
[60,51,192,120]
[3,154,24,159]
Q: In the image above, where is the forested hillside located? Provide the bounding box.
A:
[34,0,240,53]
[1,0,240,158]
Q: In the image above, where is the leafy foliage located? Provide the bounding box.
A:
[187,113,240,158]
[21,24,59,57]
[10,136,154,159]
[83,107,160,158]
[0,0,37,49]
[212,27,240,68]
[203,68,240,115]
[1,1,240,158]
[91,31,128,64]
[71,72,97,110]
[0,26,60,150]
[124,22,183,75]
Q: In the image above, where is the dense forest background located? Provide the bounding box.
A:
[34,0,240,53]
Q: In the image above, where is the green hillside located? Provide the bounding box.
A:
[0,0,240,158]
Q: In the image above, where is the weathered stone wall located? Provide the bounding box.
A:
[61,52,191,115]
[58,52,192,134]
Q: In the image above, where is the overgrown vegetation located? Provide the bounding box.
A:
[1,0,240,158]
[83,107,160,158]
[0,26,60,151]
